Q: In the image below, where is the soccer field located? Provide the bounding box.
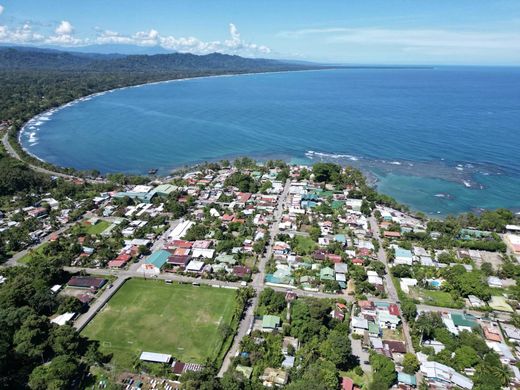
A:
[82,278,237,369]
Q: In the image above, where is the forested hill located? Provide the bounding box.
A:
[0,46,312,72]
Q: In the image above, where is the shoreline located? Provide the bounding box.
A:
[17,67,330,165]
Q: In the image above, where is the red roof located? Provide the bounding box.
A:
[326,254,342,263]
[116,253,131,262]
[352,257,365,265]
[233,266,251,278]
[108,259,127,268]
[358,248,372,256]
[358,300,375,309]
[389,304,400,316]
[171,240,193,248]
[342,377,354,390]
[222,214,234,222]
[237,192,252,203]
[384,231,401,238]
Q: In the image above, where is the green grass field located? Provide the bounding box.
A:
[18,243,49,264]
[412,287,464,309]
[293,235,317,254]
[82,279,237,370]
[85,220,110,235]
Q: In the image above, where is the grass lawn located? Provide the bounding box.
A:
[85,220,110,235]
[413,287,463,309]
[18,243,49,264]
[340,368,372,389]
[293,235,317,254]
[82,278,237,370]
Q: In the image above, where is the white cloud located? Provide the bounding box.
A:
[0,18,271,56]
[55,20,74,35]
[94,23,271,56]
[0,5,4,16]
[278,26,520,52]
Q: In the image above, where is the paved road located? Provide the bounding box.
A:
[369,215,416,356]
[1,131,104,184]
[218,179,291,377]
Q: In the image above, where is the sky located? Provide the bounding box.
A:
[1,0,520,65]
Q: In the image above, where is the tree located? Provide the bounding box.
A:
[454,346,480,370]
[286,359,339,390]
[319,329,352,368]
[402,353,420,374]
[312,163,341,183]
[401,300,417,322]
[28,355,81,390]
[50,325,83,356]
[13,315,50,362]
[369,353,396,388]
[309,226,321,242]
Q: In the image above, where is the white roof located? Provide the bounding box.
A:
[191,248,215,259]
[51,312,75,326]
[186,260,205,272]
[139,352,172,363]
[50,284,62,293]
[352,316,368,329]
[370,337,383,349]
[132,185,153,193]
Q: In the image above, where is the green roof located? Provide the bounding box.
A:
[145,250,170,269]
[451,313,478,328]
[151,184,177,196]
[368,322,380,334]
[331,200,344,209]
[320,266,335,281]
[262,315,281,329]
[215,254,237,265]
[236,365,253,379]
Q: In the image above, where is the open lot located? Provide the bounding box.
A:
[82,278,237,370]
[410,287,464,309]
[84,220,111,235]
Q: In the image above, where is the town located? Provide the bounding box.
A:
[2,157,520,389]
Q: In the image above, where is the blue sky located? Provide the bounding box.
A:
[1,0,519,64]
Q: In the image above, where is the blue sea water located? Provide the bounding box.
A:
[21,67,520,216]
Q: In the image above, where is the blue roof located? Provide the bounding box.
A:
[146,250,170,269]
[398,372,417,385]
[395,247,413,258]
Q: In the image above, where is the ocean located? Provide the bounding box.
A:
[20,67,520,216]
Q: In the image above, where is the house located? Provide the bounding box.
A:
[320,266,335,281]
[487,276,503,288]
[483,325,502,342]
[233,266,251,278]
[185,260,205,273]
[259,367,288,387]
[236,365,253,379]
[394,247,413,266]
[384,231,401,239]
[383,340,406,355]
[397,372,417,387]
[262,315,281,332]
[140,352,172,364]
[282,355,295,369]
[341,377,354,390]
[378,311,400,330]
[50,312,76,326]
[502,324,520,343]
[367,271,383,286]
[421,361,473,389]
[143,250,170,273]
[191,248,215,259]
[352,316,369,335]
[67,276,107,290]
[167,255,191,268]
[171,361,203,376]
[282,336,299,355]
